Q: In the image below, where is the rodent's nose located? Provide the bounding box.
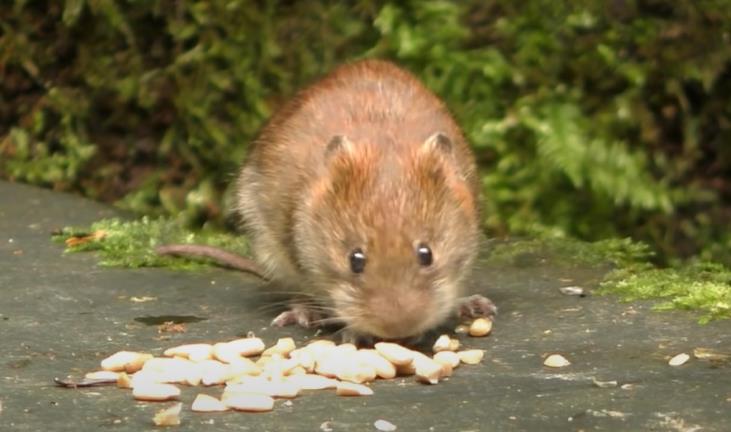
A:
[366,290,433,339]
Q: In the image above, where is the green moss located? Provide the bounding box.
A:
[53,217,248,270]
[484,236,730,323]
[600,262,731,324]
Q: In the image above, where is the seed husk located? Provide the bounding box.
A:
[432,334,452,353]
[668,353,690,366]
[468,318,493,337]
[458,349,485,365]
[374,419,397,431]
[191,394,229,412]
[543,354,570,368]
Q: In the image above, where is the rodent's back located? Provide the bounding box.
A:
[238,60,478,252]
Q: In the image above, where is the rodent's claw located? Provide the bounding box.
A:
[457,294,498,320]
[271,304,322,328]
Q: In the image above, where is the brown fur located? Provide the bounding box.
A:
[236,59,481,339]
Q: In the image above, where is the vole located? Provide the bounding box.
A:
[160,59,496,340]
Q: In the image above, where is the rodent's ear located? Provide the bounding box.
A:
[421,132,453,156]
[325,135,354,159]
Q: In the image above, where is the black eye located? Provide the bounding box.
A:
[349,248,366,274]
[416,244,433,267]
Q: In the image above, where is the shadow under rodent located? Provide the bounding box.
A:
[159,59,496,341]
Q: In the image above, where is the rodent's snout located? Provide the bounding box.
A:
[356,288,447,339]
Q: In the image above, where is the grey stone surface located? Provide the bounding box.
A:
[1,179,729,431]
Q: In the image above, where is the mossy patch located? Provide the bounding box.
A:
[600,262,731,324]
[483,236,731,323]
[53,217,249,270]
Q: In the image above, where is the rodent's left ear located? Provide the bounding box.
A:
[421,132,453,155]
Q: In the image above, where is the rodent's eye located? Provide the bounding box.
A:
[349,248,366,274]
[416,243,433,267]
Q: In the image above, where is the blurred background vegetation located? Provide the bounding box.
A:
[2,0,730,265]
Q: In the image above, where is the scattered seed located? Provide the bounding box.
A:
[198,359,234,386]
[432,334,452,353]
[142,357,202,385]
[262,337,297,357]
[84,370,119,381]
[81,333,490,417]
[226,378,300,398]
[357,349,397,379]
[668,353,690,366]
[287,374,338,391]
[543,354,570,368]
[374,419,397,431]
[191,394,228,412]
[336,360,377,384]
[374,342,414,366]
[469,318,493,337]
[222,393,275,412]
[163,343,214,362]
[100,351,152,373]
[413,353,444,384]
[458,349,485,365]
[433,351,460,370]
[152,402,182,426]
[305,340,337,354]
[454,325,469,334]
[559,286,585,296]
[289,348,316,372]
[213,337,265,363]
[132,383,181,401]
[335,381,373,396]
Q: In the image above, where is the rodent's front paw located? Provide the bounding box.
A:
[271,304,323,328]
[457,294,498,320]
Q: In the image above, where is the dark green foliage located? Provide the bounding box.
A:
[2,0,731,263]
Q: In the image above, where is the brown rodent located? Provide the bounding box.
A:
[234,59,495,340]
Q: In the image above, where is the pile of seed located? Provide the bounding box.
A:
[81,318,492,425]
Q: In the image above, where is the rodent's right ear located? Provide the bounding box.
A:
[325,135,355,159]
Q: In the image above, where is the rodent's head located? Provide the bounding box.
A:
[294,131,480,339]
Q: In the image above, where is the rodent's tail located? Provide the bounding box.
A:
[155,244,265,279]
